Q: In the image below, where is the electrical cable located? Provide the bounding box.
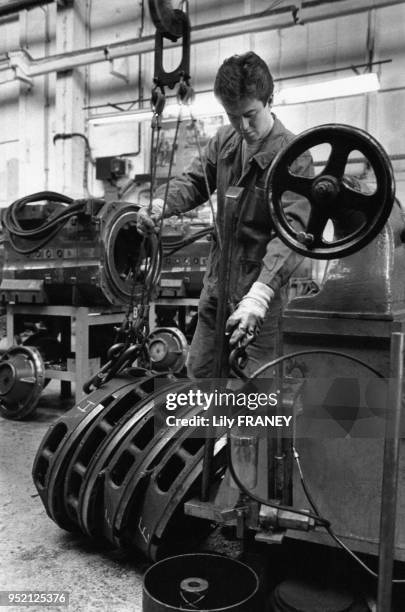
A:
[224,350,386,541]
[230,348,405,582]
[293,447,405,583]
[2,191,90,254]
[188,109,222,250]
[162,226,213,255]
[157,104,184,236]
[247,349,385,380]
[225,429,330,527]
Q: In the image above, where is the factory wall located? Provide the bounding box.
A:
[0,0,404,207]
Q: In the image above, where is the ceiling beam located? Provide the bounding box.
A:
[1,0,404,80]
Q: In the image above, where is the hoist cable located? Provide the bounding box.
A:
[189,109,222,250]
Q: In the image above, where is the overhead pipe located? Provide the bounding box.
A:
[0,0,404,81]
[0,0,53,17]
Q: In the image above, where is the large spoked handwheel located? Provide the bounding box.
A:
[268,124,395,259]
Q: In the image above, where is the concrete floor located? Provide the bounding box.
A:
[0,382,147,612]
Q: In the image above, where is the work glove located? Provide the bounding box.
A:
[136,198,164,236]
[226,282,274,347]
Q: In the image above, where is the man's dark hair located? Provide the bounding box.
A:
[214,51,274,106]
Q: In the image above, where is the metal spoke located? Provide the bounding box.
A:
[324,142,351,179]
[306,208,329,246]
[284,171,313,199]
[340,183,378,213]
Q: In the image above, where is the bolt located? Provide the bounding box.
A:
[296,232,314,245]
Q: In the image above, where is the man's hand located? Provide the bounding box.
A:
[136,198,164,236]
[226,282,274,347]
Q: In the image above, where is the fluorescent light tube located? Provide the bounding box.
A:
[88,108,153,125]
[275,72,380,105]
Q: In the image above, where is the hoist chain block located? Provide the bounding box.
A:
[148,0,185,40]
[149,0,191,91]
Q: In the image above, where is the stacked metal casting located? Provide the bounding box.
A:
[32,371,226,561]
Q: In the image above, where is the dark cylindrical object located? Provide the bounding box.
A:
[142,553,259,611]
[269,580,369,612]
[377,332,404,612]
[0,1,53,18]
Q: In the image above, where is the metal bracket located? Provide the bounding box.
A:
[153,10,191,90]
[7,51,33,88]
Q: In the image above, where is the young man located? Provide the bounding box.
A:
[138,52,313,377]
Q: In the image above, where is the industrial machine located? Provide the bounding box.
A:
[0,195,211,305]
[0,196,159,307]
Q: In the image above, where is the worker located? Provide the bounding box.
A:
[138,51,313,377]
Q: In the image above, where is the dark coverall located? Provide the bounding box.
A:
[155,114,313,377]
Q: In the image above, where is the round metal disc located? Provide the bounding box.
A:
[148,327,188,373]
[100,204,161,305]
[0,345,45,420]
[268,123,395,259]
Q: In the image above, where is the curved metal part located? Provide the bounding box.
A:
[103,383,227,560]
[100,203,161,305]
[32,375,147,531]
[143,553,259,611]
[101,380,192,545]
[133,436,226,561]
[268,123,395,260]
[79,378,183,539]
[83,345,145,394]
[148,327,188,373]
[122,435,226,561]
[63,373,175,536]
[0,345,45,420]
[153,12,191,90]
[148,0,185,40]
